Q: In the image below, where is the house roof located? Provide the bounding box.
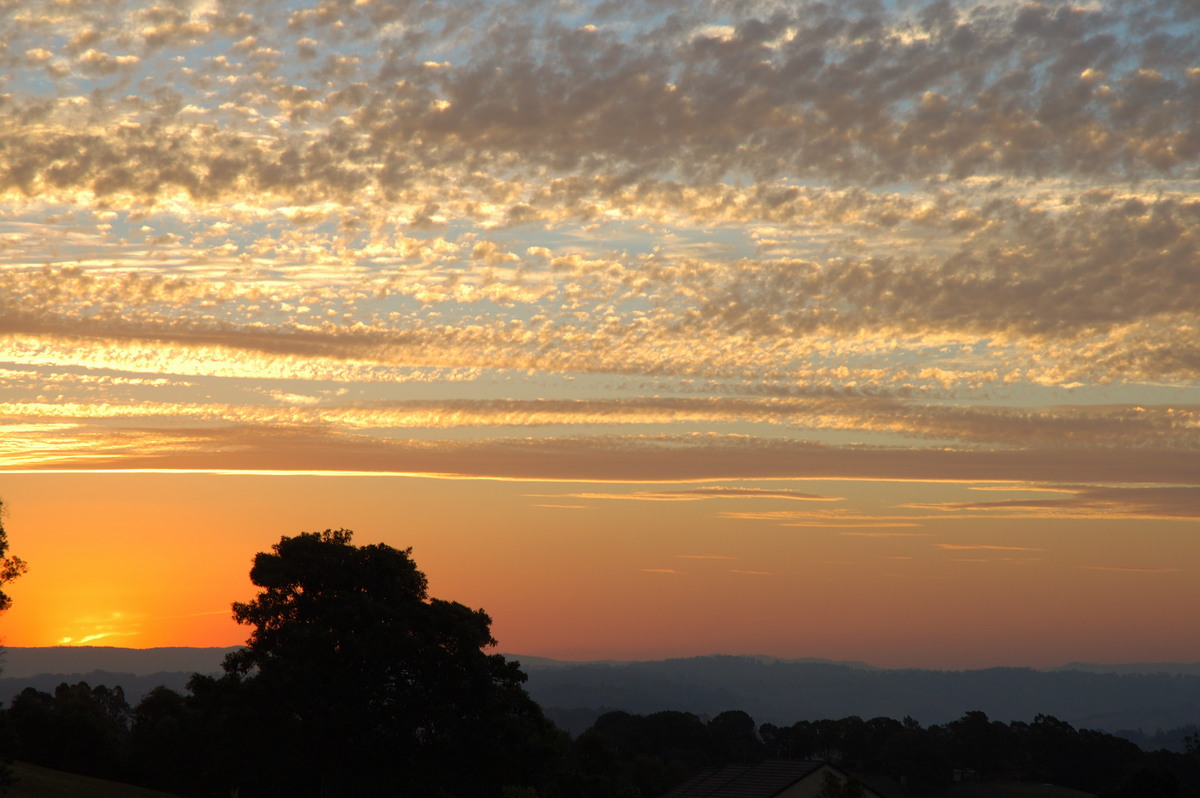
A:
[662,760,828,798]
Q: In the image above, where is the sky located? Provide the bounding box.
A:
[1,0,1198,669]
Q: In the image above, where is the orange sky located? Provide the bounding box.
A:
[3,471,1197,668]
[1,0,1199,668]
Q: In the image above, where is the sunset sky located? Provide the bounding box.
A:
[1,0,1198,669]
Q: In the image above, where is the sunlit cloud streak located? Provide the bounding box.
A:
[839,531,934,537]
[565,487,841,502]
[1074,565,1185,573]
[910,485,1200,519]
[4,425,1200,487]
[727,484,1200,526]
[936,544,1045,552]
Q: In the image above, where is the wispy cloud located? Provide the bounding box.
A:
[5,425,1200,490]
[568,486,841,502]
[947,557,1045,566]
[55,610,143,645]
[936,544,1046,552]
[838,531,934,537]
[1075,565,1185,574]
[910,486,1200,520]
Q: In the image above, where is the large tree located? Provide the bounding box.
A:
[0,500,26,790]
[194,529,558,798]
[0,500,26,613]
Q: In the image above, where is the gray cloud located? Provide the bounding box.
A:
[5,1,1198,200]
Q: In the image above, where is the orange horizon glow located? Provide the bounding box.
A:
[2,0,1198,670]
[3,470,1198,670]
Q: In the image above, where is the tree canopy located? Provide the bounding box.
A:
[193,529,557,798]
[0,500,27,613]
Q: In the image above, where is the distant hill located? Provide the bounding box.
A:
[512,655,1200,741]
[0,669,212,707]
[0,647,237,706]
[4,648,1200,749]
[0,646,237,679]
[510,654,880,671]
[1051,662,1200,677]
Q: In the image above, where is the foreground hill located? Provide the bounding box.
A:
[7,762,179,798]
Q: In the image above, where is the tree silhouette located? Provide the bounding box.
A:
[7,682,131,780]
[816,770,866,798]
[193,528,557,798]
[0,500,26,614]
[707,709,764,764]
[128,685,205,794]
[0,500,25,791]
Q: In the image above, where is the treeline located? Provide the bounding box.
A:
[0,678,558,796]
[759,712,1200,796]
[0,680,723,797]
[3,681,1200,797]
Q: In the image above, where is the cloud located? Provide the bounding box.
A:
[910,485,1200,520]
[663,486,837,500]
[5,424,1200,487]
[838,531,933,537]
[1,0,1197,497]
[76,48,140,76]
[7,0,1197,205]
[55,609,143,646]
[935,544,1046,552]
[946,556,1045,565]
[568,486,840,502]
[1074,565,1184,574]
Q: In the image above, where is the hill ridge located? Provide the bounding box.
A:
[4,648,1199,744]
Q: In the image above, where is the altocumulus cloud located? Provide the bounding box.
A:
[0,0,1196,494]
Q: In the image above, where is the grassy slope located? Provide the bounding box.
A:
[5,763,179,798]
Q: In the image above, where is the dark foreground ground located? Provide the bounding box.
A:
[6,762,178,798]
